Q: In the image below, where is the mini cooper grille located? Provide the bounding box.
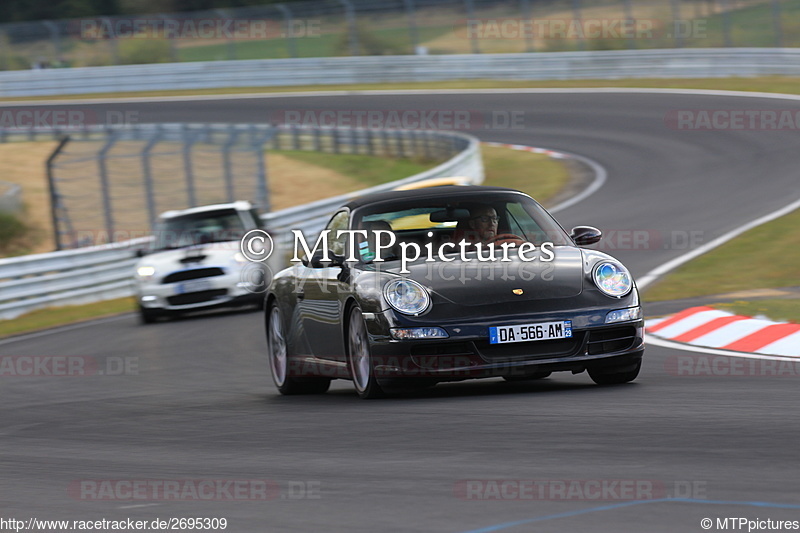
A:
[162,268,225,284]
[587,326,637,355]
[166,289,228,306]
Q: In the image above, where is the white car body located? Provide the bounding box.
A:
[133,201,271,323]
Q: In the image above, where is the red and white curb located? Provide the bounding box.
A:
[646,306,800,356]
[484,142,567,159]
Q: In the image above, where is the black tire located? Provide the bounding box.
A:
[588,359,641,385]
[266,303,330,395]
[503,371,551,382]
[347,306,384,399]
[139,305,159,325]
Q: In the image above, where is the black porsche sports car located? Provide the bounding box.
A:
[264,186,644,398]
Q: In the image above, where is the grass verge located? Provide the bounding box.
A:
[0,297,136,338]
[273,150,436,189]
[642,207,800,319]
[481,145,568,205]
[712,299,800,324]
[0,211,33,256]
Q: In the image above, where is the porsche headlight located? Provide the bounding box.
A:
[592,261,632,298]
[383,279,430,315]
[136,265,156,280]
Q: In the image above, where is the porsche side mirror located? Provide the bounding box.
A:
[308,251,345,268]
[570,226,602,246]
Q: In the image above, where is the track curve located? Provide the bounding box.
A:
[2,90,799,532]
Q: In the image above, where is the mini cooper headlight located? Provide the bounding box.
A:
[592,261,633,298]
[136,265,156,280]
[383,279,430,315]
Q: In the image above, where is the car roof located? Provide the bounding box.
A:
[159,200,253,219]
[344,185,530,210]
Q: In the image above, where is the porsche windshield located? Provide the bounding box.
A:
[351,193,571,263]
[151,209,245,250]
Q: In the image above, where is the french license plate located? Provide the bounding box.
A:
[175,279,212,294]
[489,321,572,344]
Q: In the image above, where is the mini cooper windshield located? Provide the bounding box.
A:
[150,209,247,251]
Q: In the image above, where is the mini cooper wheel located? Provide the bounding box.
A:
[139,305,159,325]
[267,303,330,395]
[347,306,384,399]
[588,359,641,385]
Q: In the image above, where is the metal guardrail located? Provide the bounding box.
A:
[0,238,150,319]
[3,48,800,98]
[0,127,482,320]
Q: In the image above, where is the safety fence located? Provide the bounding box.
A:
[0,0,787,71]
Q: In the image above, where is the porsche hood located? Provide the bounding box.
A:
[388,246,585,305]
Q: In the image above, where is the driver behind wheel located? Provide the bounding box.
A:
[460,204,526,247]
[468,204,499,243]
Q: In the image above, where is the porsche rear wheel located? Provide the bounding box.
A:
[347,306,384,399]
[267,303,330,395]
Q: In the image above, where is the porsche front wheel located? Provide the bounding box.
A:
[347,306,384,399]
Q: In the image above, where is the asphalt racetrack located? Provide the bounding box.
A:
[2,91,799,532]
